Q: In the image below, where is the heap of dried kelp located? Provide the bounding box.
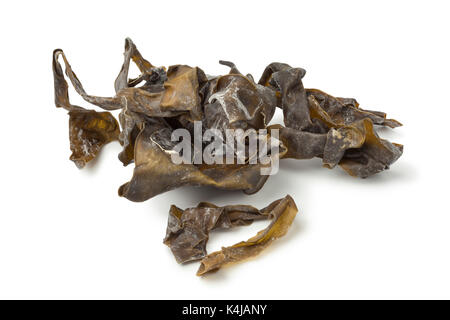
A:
[52,38,403,275]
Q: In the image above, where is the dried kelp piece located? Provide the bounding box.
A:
[258,62,403,177]
[53,49,82,112]
[337,119,403,177]
[114,64,207,119]
[114,38,169,165]
[54,44,204,120]
[164,203,270,263]
[271,121,363,163]
[258,62,292,88]
[306,94,403,172]
[219,60,242,75]
[205,74,277,132]
[54,46,169,124]
[322,126,365,167]
[259,64,402,130]
[114,38,166,93]
[53,49,120,168]
[118,123,282,202]
[196,195,298,276]
[117,108,147,166]
[274,119,403,177]
[306,89,402,128]
[307,94,341,130]
[68,110,120,168]
[53,49,124,111]
[160,65,207,121]
[270,125,327,160]
[266,66,312,131]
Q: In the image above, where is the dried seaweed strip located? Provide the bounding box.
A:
[114,41,206,120]
[113,63,206,120]
[264,65,312,131]
[160,65,207,121]
[113,38,166,165]
[274,118,402,177]
[337,119,403,177]
[117,108,146,166]
[118,123,282,202]
[53,50,120,168]
[164,202,270,263]
[205,73,277,134]
[306,89,402,128]
[114,38,166,93]
[54,42,203,119]
[53,50,124,111]
[68,110,120,168]
[196,195,298,276]
[271,125,328,159]
[259,63,403,177]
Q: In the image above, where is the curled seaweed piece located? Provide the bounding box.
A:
[219,60,241,75]
[273,118,403,178]
[196,195,298,276]
[53,49,124,111]
[270,124,327,160]
[68,110,120,168]
[306,89,402,128]
[164,202,271,263]
[53,49,120,168]
[205,73,277,133]
[163,195,298,274]
[337,119,403,177]
[117,108,146,166]
[267,67,311,131]
[54,42,204,119]
[306,93,403,176]
[114,38,166,93]
[118,122,284,202]
[160,65,208,121]
[259,63,403,177]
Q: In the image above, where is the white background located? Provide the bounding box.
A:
[0,0,449,299]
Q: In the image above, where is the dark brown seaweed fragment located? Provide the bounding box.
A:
[114,38,166,93]
[53,49,120,168]
[263,64,312,131]
[306,89,402,128]
[337,120,403,177]
[163,195,298,275]
[118,123,285,202]
[272,118,402,178]
[68,110,120,168]
[196,195,298,276]
[54,41,205,119]
[204,73,277,133]
[259,63,403,177]
[164,202,271,263]
[117,108,144,166]
[53,49,124,111]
